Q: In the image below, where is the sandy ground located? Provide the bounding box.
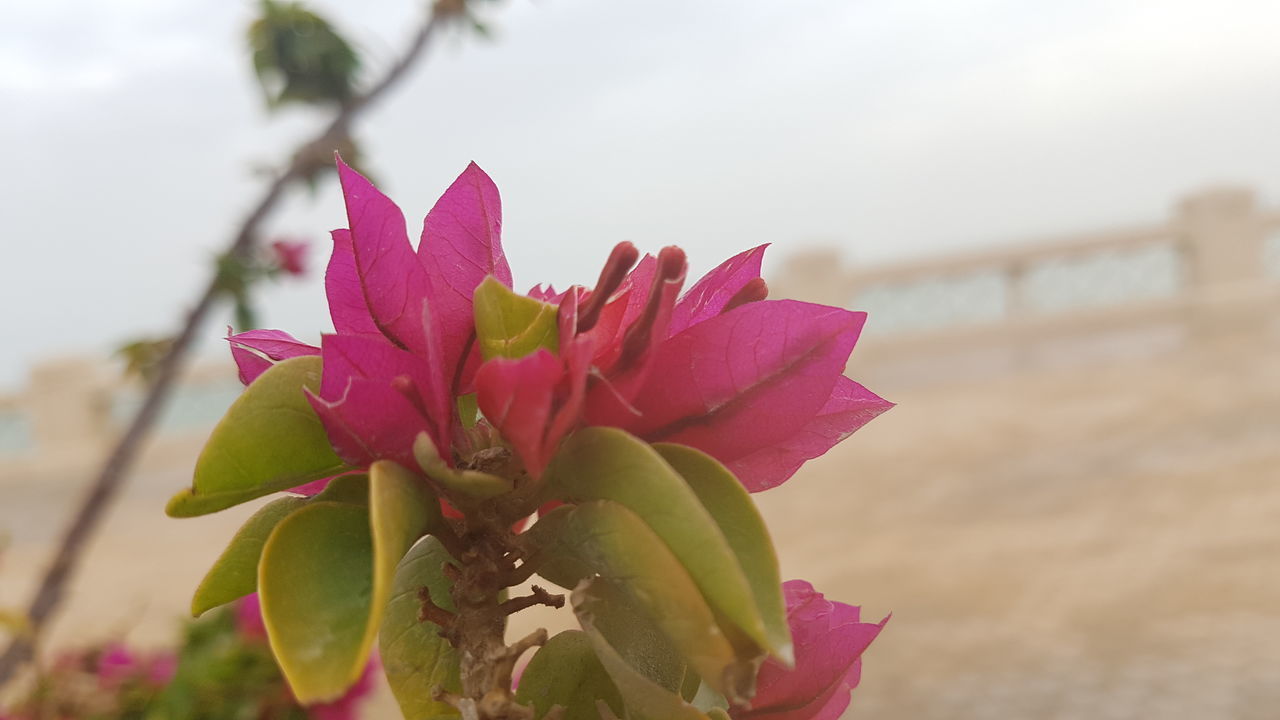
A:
[3,329,1278,718]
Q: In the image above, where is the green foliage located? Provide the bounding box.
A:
[528,500,749,702]
[167,356,348,518]
[572,579,710,720]
[369,460,443,653]
[258,502,373,703]
[546,428,776,664]
[247,0,360,110]
[115,337,174,382]
[515,630,623,720]
[149,607,310,720]
[414,432,513,502]
[472,276,559,360]
[379,536,462,720]
[654,443,793,666]
[192,496,308,617]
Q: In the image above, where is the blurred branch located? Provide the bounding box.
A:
[0,1,467,687]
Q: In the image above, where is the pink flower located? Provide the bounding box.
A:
[234,158,888,495]
[227,328,319,385]
[146,652,178,687]
[731,581,886,720]
[95,643,138,689]
[271,239,309,276]
[478,242,892,490]
[235,593,269,641]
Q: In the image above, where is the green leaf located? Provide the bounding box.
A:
[168,356,347,517]
[379,536,461,720]
[370,460,440,642]
[258,501,373,703]
[533,500,751,703]
[473,275,559,360]
[515,630,623,720]
[413,432,512,502]
[573,578,709,720]
[191,496,307,617]
[546,428,769,658]
[571,577,684,694]
[313,472,370,505]
[654,443,793,666]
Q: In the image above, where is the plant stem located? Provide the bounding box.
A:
[0,4,455,688]
[435,511,560,720]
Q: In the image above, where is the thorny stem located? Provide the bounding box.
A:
[0,2,462,688]
[423,504,564,720]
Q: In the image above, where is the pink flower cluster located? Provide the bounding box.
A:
[227,159,890,716]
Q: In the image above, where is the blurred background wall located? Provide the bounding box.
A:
[4,1,1280,718]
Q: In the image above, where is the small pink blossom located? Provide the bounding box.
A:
[95,643,137,689]
[732,581,886,720]
[271,239,309,276]
[235,593,269,642]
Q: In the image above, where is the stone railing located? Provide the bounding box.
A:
[771,187,1280,389]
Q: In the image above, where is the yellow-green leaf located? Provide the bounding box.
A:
[573,578,709,720]
[515,630,623,720]
[168,356,347,517]
[313,473,370,505]
[370,460,440,651]
[473,275,559,360]
[546,428,769,657]
[535,500,751,702]
[379,536,462,720]
[191,496,307,617]
[413,432,512,502]
[259,501,373,703]
[655,443,793,666]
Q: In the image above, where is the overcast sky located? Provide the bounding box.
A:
[3,0,1280,388]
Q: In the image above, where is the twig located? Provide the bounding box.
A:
[0,5,455,687]
[499,586,564,616]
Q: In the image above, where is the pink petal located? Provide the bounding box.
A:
[583,248,686,420]
[475,350,564,478]
[725,376,893,492]
[604,301,866,490]
[316,334,448,450]
[616,253,656,332]
[528,283,567,303]
[235,593,268,641]
[227,329,319,385]
[418,162,512,392]
[735,580,886,720]
[668,244,768,335]
[308,378,426,469]
[325,229,380,336]
[336,157,436,355]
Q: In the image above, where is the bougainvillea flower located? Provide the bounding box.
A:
[731,580,886,720]
[228,329,319,385]
[476,240,891,491]
[270,239,309,276]
[233,157,886,494]
[95,644,139,689]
